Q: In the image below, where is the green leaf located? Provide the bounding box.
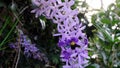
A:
[101,51,107,65]
[0,17,10,35]
[94,24,112,42]
[116,0,120,8]
[86,64,100,68]
[52,55,59,64]
[101,17,111,24]
[0,19,18,48]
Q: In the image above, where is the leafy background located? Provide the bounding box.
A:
[0,0,120,68]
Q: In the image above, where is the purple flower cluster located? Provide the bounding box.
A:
[9,33,47,61]
[32,0,89,67]
[20,34,42,60]
[59,37,89,68]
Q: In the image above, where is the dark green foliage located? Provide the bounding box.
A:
[88,0,120,68]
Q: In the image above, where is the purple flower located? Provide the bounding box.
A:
[66,37,78,45]
[32,0,42,7]
[9,33,48,61]
[60,47,72,60]
[62,51,71,59]
[31,0,89,67]
[58,41,66,47]
[58,37,78,47]
[19,34,40,59]
[59,36,88,68]
[84,38,88,45]
[9,43,18,49]
[31,0,51,18]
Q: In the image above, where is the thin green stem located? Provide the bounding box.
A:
[0,17,10,35]
[0,20,18,48]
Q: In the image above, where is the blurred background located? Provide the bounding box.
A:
[0,0,120,68]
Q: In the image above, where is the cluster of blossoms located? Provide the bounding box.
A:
[32,0,89,68]
[9,31,48,62]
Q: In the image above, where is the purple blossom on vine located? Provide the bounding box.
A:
[9,33,48,62]
[31,0,89,67]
